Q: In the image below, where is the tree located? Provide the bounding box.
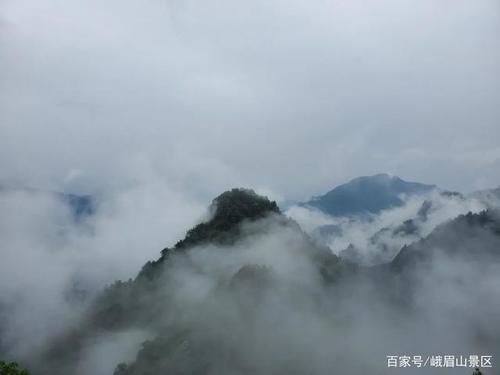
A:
[0,361,30,375]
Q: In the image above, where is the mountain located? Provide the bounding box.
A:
[114,206,500,375]
[172,188,280,249]
[469,186,500,209]
[391,210,500,272]
[14,189,500,375]
[0,185,95,220]
[304,173,435,217]
[337,196,460,266]
[61,193,95,219]
[35,189,344,375]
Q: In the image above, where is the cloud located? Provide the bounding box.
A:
[1,0,499,199]
[287,190,488,264]
[1,186,499,374]
[81,211,500,374]
[0,179,204,360]
[1,1,500,372]
[75,330,150,375]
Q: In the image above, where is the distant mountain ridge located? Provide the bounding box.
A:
[0,185,95,220]
[303,173,436,217]
[9,187,500,375]
[391,210,500,271]
[469,186,500,208]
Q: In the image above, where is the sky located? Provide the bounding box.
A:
[1,0,500,201]
[0,3,500,370]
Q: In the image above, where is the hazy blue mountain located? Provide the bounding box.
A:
[60,193,95,220]
[322,193,474,266]
[0,185,95,220]
[304,173,436,217]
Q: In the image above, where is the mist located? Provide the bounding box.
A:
[1,0,500,198]
[1,185,499,374]
[0,181,204,362]
[287,190,488,264]
[60,209,500,374]
[1,0,500,374]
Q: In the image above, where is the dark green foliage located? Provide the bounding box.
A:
[0,361,29,375]
[136,188,281,280]
[174,188,280,249]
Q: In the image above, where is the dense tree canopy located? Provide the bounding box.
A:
[0,361,29,375]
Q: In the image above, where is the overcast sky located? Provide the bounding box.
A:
[1,0,499,201]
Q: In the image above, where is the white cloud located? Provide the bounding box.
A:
[1,0,499,199]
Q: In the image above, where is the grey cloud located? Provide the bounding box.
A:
[0,183,204,359]
[287,191,488,264]
[1,0,499,199]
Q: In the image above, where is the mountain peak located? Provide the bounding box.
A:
[174,188,280,249]
[137,188,281,280]
[346,173,426,187]
[210,188,280,223]
[355,173,392,181]
[306,174,435,217]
